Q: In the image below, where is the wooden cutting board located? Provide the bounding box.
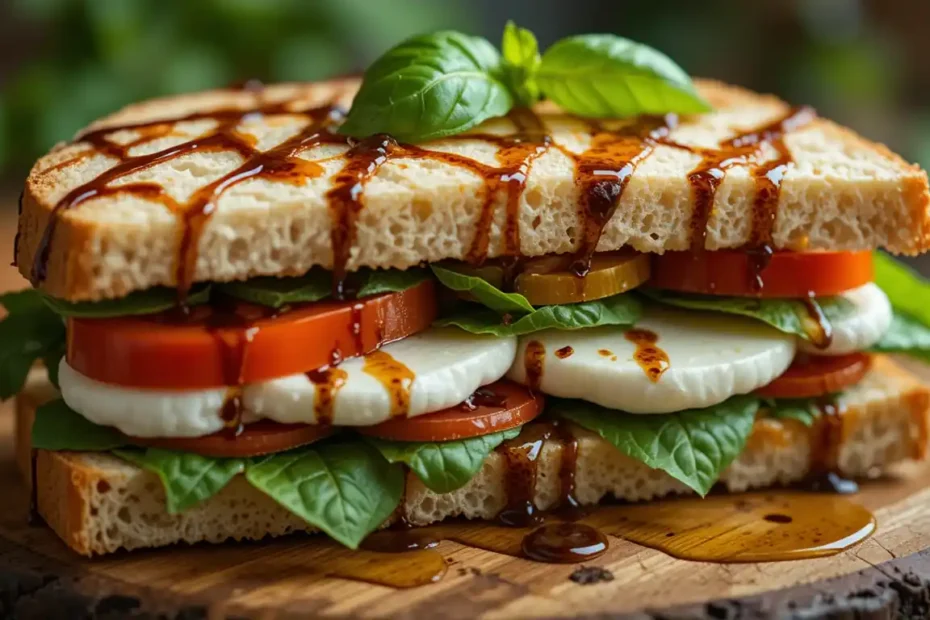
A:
[4,381,930,620]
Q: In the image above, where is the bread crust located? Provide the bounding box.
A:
[16,79,930,302]
[15,356,930,556]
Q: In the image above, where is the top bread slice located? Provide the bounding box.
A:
[17,78,930,302]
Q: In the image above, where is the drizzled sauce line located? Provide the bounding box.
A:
[624,328,670,382]
[362,351,415,419]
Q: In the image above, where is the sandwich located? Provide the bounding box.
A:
[6,24,930,558]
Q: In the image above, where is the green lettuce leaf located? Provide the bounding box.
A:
[365,427,521,494]
[435,293,641,336]
[552,395,759,495]
[41,285,210,318]
[430,265,534,314]
[0,289,66,399]
[113,448,246,513]
[32,399,125,451]
[871,311,930,362]
[245,440,404,548]
[220,268,429,308]
[642,289,853,344]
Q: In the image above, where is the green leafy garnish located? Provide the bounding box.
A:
[537,34,710,117]
[340,27,708,142]
[761,398,822,427]
[41,285,210,318]
[246,440,404,548]
[642,289,854,344]
[220,268,430,308]
[500,20,541,106]
[553,396,759,496]
[874,252,930,326]
[436,293,641,336]
[339,31,513,143]
[365,427,521,494]
[32,398,125,451]
[0,290,66,400]
[430,264,534,314]
[114,448,246,513]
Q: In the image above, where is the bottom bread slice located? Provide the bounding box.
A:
[15,355,930,557]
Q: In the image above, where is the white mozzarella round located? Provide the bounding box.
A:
[243,328,517,426]
[506,307,797,414]
[58,358,232,438]
[798,283,892,356]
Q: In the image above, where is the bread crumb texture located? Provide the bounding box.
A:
[16,79,929,301]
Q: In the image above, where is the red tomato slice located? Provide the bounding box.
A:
[358,380,544,442]
[67,280,437,389]
[650,250,873,297]
[128,420,334,458]
[755,353,873,399]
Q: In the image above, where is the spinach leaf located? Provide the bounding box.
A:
[761,398,821,427]
[245,440,404,548]
[32,398,125,451]
[552,395,758,495]
[871,311,930,363]
[365,427,521,494]
[339,31,513,142]
[435,293,641,336]
[536,34,711,118]
[114,448,245,513]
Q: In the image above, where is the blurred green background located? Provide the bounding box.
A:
[1,0,927,182]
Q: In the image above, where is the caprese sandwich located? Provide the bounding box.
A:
[5,26,930,556]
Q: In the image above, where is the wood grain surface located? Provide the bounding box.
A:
[2,203,930,619]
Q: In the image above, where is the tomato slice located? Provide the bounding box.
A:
[128,420,334,458]
[67,280,437,389]
[650,250,873,298]
[358,380,544,442]
[755,353,873,399]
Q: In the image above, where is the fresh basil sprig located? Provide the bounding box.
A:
[341,25,710,142]
[339,31,513,142]
[0,290,66,399]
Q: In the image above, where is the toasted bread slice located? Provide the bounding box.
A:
[17,79,930,302]
[15,355,929,556]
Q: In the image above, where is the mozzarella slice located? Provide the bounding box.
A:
[244,328,516,426]
[59,358,232,438]
[506,307,796,414]
[798,283,892,356]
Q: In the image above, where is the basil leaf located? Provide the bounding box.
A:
[220,269,430,308]
[642,289,854,344]
[553,395,758,496]
[220,270,331,308]
[430,265,534,314]
[340,31,513,142]
[874,252,930,326]
[245,440,404,548]
[41,285,210,318]
[871,311,930,363]
[536,34,711,118]
[114,448,245,514]
[365,427,521,494]
[355,268,430,298]
[436,293,641,336]
[42,341,66,389]
[501,21,541,106]
[0,289,66,399]
[32,399,125,451]
[761,398,821,427]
